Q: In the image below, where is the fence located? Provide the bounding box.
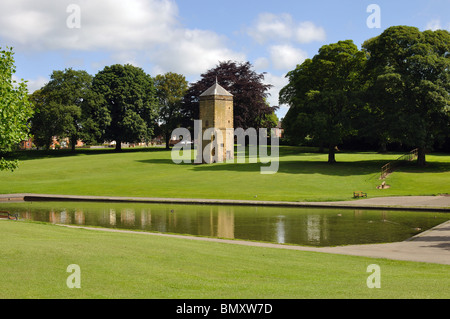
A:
[380,148,418,179]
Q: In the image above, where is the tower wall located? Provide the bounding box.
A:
[199,94,234,163]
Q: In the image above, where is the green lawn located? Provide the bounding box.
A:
[1,146,449,202]
[1,220,449,299]
[1,147,449,299]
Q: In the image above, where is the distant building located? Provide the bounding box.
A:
[19,137,85,150]
[274,121,284,138]
[50,137,84,149]
[20,138,33,150]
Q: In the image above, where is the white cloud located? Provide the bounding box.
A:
[425,19,450,31]
[295,21,327,44]
[2,10,56,45]
[248,13,326,44]
[0,0,245,77]
[426,19,442,31]
[248,13,293,44]
[26,76,49,93]
[254,57,270,70]
[269,45,308,71]
[261,72,289,108]
[110,51,141,68]
[0,0,178,51]
[149,29,246,76]
[12,75,48,93]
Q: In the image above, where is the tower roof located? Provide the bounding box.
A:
[200,80,233,97]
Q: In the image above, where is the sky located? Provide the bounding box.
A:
[1,0,449,120]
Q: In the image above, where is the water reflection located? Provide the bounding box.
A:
[2,202,448,247]
[276,216,285,244]
[218,209,234,239]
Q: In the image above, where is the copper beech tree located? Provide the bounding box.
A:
[183,61,276,132]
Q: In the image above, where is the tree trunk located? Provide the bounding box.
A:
[70,136,77,152]
[328,145,336,164]
[165,132,171,150]
[115,140,122,152]
[417,147,426,167]
[378,141,387,153]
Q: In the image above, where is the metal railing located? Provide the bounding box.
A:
[381,148,418,179]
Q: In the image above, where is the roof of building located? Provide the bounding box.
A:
[200,79,233,97]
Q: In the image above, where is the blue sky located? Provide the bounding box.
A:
[1,0,449,119]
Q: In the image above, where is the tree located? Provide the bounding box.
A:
[30,68,92,151]
[280,40,367,163]
[0,47,33,171]
[183,61,275,131]
[363,26,450,166]
[91,64,158,151]
[261,110,279,131]
[78,87,111,146]
[154,72,189,149]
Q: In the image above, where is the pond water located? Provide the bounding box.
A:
[1,201,448,247]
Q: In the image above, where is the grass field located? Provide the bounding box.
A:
[1,220,449,299]
[1,146,449,202]
[1,147,449,300]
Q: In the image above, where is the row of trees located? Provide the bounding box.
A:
[2,25,448,170]
[280,26,450,166]
[29,61,278,152]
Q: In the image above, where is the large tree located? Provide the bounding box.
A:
[0,47,33,170]
[280,40,367,163]
[154,72,189,149]
[183,61,275,130]
[30,68,92,151]
[91,64,158,151]
[363,26,450,166]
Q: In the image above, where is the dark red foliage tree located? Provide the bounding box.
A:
[182,61,276,130]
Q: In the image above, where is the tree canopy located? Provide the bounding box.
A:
[0,47,33,170]
[183,61,276,131]
[363,26,450,165]
[90,64,158,151]
[280,27,450,165]
[154,72,189,149]
[280,40,367,163]
[11,26,450,167]
[30,68,92,150]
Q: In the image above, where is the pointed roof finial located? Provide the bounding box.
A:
[200,77,233,97]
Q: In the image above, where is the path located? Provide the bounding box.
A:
[1,193,449,265]
[1,193,449,211]
[58,220,450,265]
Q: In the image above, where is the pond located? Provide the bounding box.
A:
[1,201,448,247]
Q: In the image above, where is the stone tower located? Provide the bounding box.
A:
[199,80,234,163]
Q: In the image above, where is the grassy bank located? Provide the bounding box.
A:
[1,147,449,202]
[1,220,449,299]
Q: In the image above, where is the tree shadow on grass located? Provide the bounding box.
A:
[393,160,450,174]
[137,157,390,177]
[139,152,450,177]
[192,160,387,176]
[11,147,170,161]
